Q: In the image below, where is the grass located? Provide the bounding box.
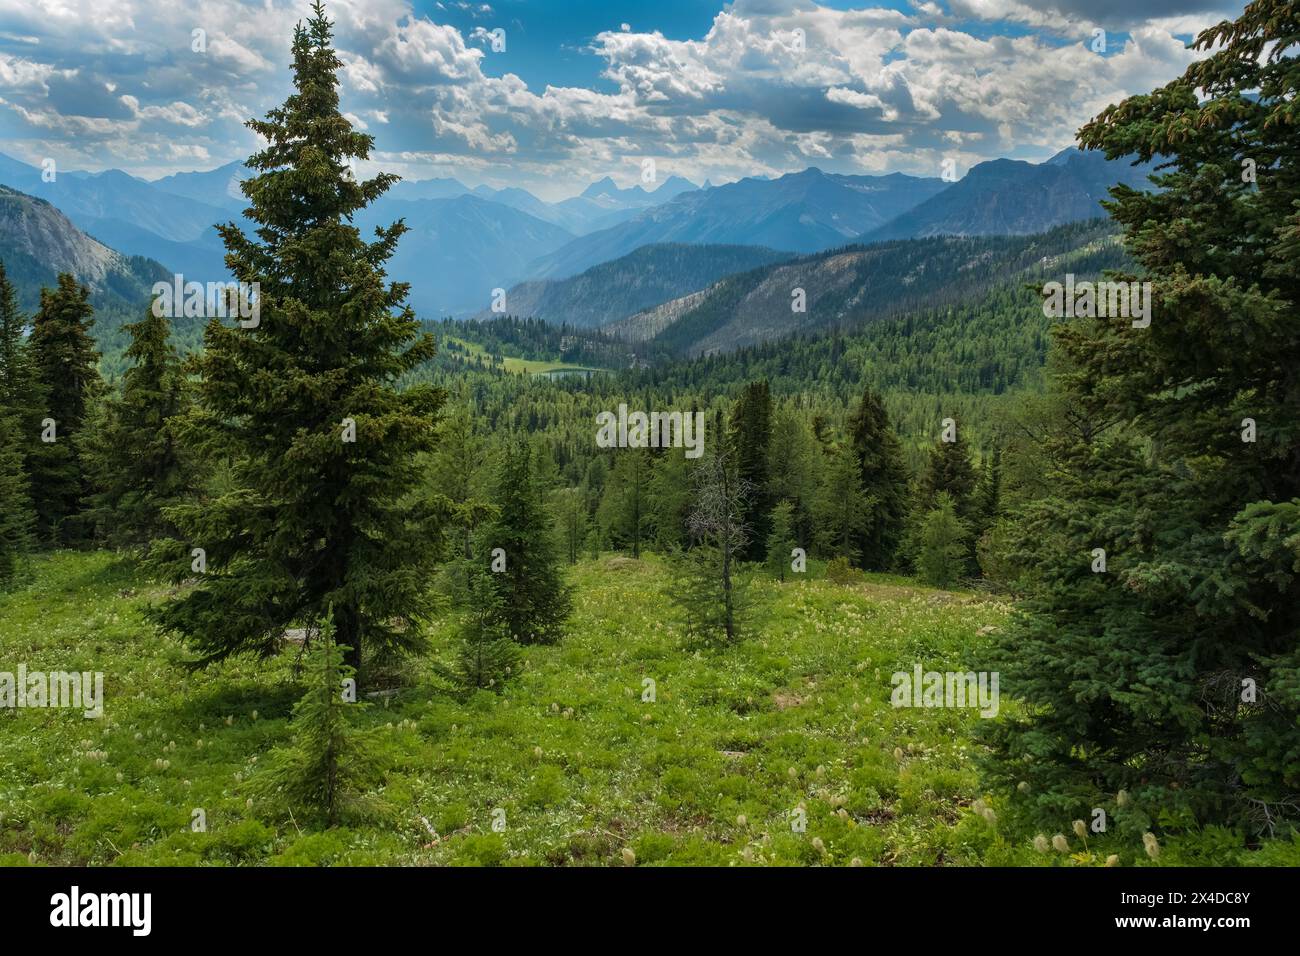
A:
[1,551,1296,867]
[444,336,601,377]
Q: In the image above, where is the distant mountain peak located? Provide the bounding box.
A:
[581,176,623,199]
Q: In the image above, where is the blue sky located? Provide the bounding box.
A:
[0,0,1245,200]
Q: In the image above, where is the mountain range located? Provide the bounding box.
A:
[0,145,1155,351]
[472,243,790,328]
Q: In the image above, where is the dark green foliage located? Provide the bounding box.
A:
[915,493,969,588]
[971,444,1003,544]
[597,447,650,557]
[0,260,37,417]
[552,485,590,565]
[647,449,691,550]
[765,498,798,582]
[729,380,773,560]
[0,407,33,585]
[146,3,444,682]
[251,617,377,827]
[26,273,101,543]
[0,260,35,582]
[766,408,823,552]
[815,442,871,565]
[477,439,572,645]
[917,426,978,519]
[846,385,910,569]
[82,310,192,550]
[985,0,1300,834]
[443,572,522,692]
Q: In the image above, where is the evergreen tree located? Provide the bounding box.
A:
[815,442,871,565]
[766,408,823,552]
[729,380,773,560]
[442,562,521,692]
[26,274,101,544]
[0,261,37,418]
[552,484,589,565]
[597,447,650,557]
[765,498,798,582]
[971,444,1003,543]
[425,397,492,603]
[0,261,35,582]
[647,448,691,551]
[252,616,377,826]
[986,0,1300,831]
[0,407,34,586]
[917,427,978,519]
[916,493,969,588]
[671,444,750,644]
[846,385,909,569]
[478,439,572,645]
[82,310,192,549]
[147,3,444,683]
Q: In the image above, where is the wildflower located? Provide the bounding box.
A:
[1033,834,1050,853]
[1072,820,1087,839]
[1052,834,1069,853]
[621,847,636,866]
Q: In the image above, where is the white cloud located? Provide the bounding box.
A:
[0,0,1241,191]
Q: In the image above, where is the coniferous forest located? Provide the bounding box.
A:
[0,0,1296,929]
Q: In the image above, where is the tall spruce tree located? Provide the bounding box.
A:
[766,408,823,553]
[846,385,909,570]
[729,380,773,560]
[916,427,978,519]
[0,261,35,581]
[82,310,192,549]
[477,439,572,645]
[647,448,691,551]
[0,408,33,585]
[27,274,101,543]
[0,261,37,418]
[597,447,650,557]
[815,442,872,565]
[985,0,1300,832]
[765,498,798,582]
[916,493,969,589]
[148,3,444,683]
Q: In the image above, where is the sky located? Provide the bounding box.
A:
[0,0,1246,201]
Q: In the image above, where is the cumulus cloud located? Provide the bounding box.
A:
[0,0,1243,192]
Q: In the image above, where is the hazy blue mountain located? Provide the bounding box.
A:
[471,242,791,328]
[528,168,948,279]
[641,220,1123,356]
[861,148,1156,242]
[388,176,471,201]
[150,160,248,213]
[355,194,575,317]
[0,153,230,244]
